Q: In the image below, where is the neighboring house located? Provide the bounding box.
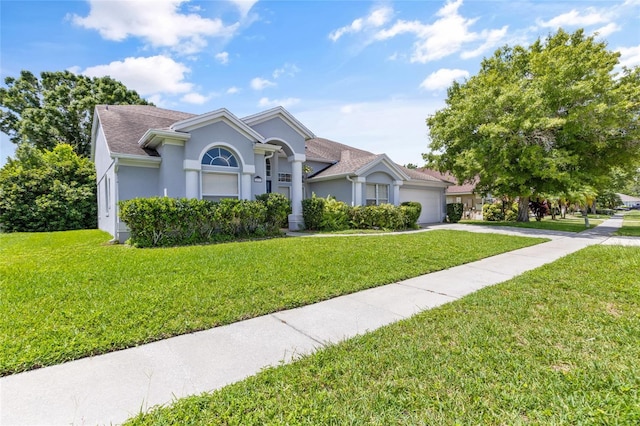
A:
[418,169,484,218]
[91,105,450,242]
[617,193,640,208]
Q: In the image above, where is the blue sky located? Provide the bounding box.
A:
[1,0,639,167]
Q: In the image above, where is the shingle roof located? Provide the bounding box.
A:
[95,105,195,156]
[418,168,476,193]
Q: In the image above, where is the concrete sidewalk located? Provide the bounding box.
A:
[1,216,636,425]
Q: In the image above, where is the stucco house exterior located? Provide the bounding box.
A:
[418,168,484,219]
[91,105,449,242]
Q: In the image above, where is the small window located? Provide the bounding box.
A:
[278,172,292,183]
[266,158,271,177]
[201,147,238,167]
[366,184,389,206]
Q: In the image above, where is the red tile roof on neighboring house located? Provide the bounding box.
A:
[417,168,477,194]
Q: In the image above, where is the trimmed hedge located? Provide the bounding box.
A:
[302,195,421,231]
[446,203,464,223]
[118,195,286,247]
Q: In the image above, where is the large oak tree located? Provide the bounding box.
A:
[425,29,640,221]
[0,70,150,158]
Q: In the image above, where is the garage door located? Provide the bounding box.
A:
[399,187,442,223]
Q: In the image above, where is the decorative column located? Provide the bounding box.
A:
[183,160,201,199]
[354,177,366,206]
[288,153,306,230]
[241,165,256,201]
[393,180,403,205]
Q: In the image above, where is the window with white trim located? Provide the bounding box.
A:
[278,172,292,183]
[366,184,389,206]
[266,158,271,177]
[201,147,240,201]
[201,147,238,167]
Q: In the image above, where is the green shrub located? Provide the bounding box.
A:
[255,193,291,229]
[0,143,97,232]
[483,201,518,221]
[400,201,422,227]
[483,202,504,221]
[320,196,351,231]
[446,203,464,223]
[302,194,325,230]
[119,197,277,247]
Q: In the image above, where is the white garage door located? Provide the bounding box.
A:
[399,187,442,223]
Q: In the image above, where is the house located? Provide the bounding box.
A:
[91,105,450,242]
[418,169,484,219]
[617,193,640,209]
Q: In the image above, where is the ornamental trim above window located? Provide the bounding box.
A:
[201,147,239,167]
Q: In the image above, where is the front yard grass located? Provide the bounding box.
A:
[127,245,640,425]
[461,215,603,233]
[0,229,544,376]
[616,211,640,237]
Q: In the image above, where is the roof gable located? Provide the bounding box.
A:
[171,108,265,143]
[242,106,315,139]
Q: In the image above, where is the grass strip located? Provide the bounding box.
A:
[0,229,544,376]
[127,245,640,425]
[461,216,602,233]
[616,211,640,237]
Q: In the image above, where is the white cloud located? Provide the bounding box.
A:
[258,97,300,108]
[329,5,393,42]
[273,63,300,79]
[374,0,506,63]
[226,86,240,94]
[181,92,212,104]
[420,68,469,91]
[250,77,276,90]
[592,22,621,38]
[617,44,640,68]
[81,55,192,96]
[215,51,230,65]
[228,0,259,18]
[71,0,239,54]
[537,8,610,28]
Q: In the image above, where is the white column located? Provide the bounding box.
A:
[354,177,366,206]
[393,180,403,205]
[241,173,252,200]
[183,160,201,199]
[288,153,306,230]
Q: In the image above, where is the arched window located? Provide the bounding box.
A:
[201,147,238,167]
[201,146,240,201]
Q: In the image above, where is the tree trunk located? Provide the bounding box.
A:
[582,209,590,228]
[517,196,530,222]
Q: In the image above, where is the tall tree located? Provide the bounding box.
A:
[0,70,150,157]
[0,143,97,232]
[425,29,640,221]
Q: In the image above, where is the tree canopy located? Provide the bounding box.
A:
[0,70,150,157]
[0,144,97,232]
[425,29,640,221]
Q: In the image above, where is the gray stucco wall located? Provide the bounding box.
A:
[94,126,116,237]
[117,166,160,201]
[185,121,256,168]
[308,179,353,205]
[156,144,185,198]
[305,160,333,177]
[249,117,306,155]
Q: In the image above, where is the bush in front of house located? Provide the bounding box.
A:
[446,202,464,223]
[119,197,282,247]
[482,201,518,221]
[255,192,291,229]
[302,194,326,230]
[400,201,422,228]
[302,195,421,231]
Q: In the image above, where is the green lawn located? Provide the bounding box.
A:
[0,229,545,376]
[127,245,640,425]
[616,211,640,237]
[461,215,603,233]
